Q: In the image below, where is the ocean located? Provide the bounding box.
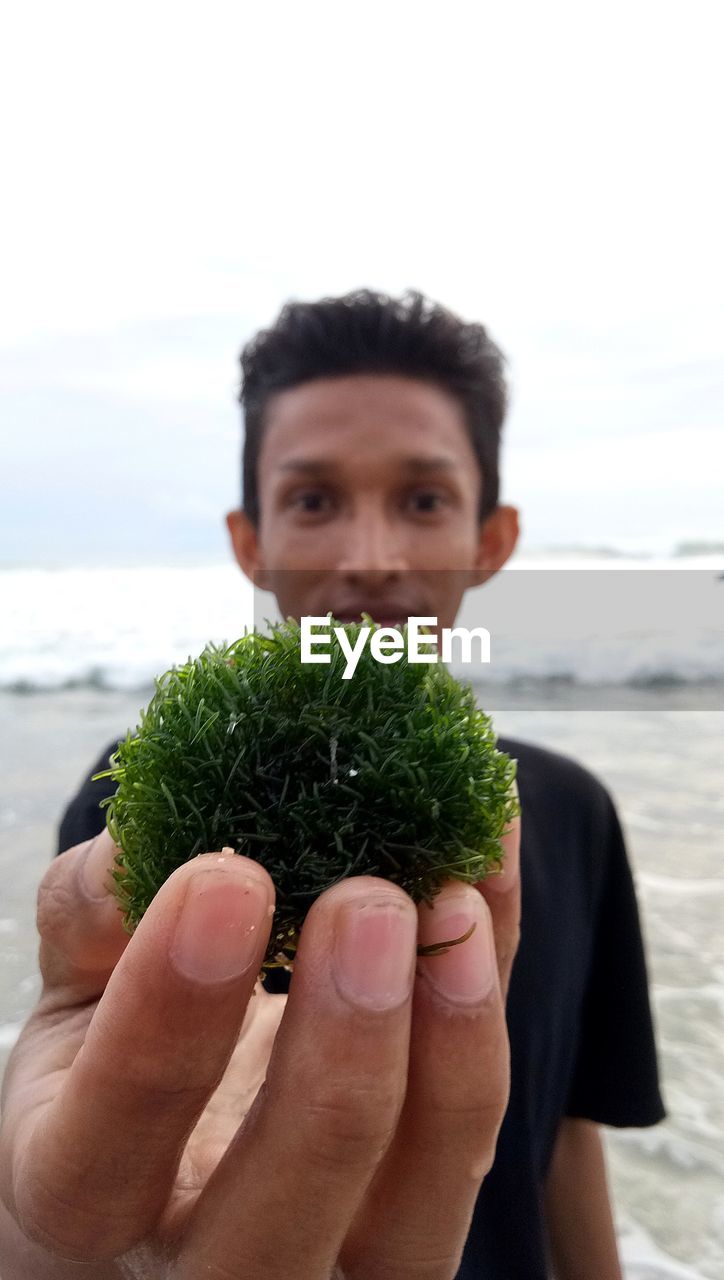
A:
[0,555,722,1277]
[1,556,722,697]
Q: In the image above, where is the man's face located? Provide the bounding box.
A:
[227,374,518,631]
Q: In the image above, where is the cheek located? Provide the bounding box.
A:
[259,520,341,580]
[404,520,480,569]
[280,529,341,571]
[263,565,328,625]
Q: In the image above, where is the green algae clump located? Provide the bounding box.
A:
[99,617,518,970]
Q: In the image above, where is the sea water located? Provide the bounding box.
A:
[1,556,722,696]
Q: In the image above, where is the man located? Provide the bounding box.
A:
[0,289,663,1278]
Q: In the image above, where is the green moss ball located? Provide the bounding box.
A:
[101,617,518,969]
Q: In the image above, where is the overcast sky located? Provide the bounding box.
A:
[1,0,722,564]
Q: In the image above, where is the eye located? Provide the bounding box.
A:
[291,489,335,516]
[406,489,448,514]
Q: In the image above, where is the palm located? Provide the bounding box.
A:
[155,986,288,1241]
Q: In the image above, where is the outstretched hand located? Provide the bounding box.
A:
[0,813,520,1280]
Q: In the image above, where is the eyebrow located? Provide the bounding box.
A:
[276,456,459,474]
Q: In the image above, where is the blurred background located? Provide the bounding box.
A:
[1,3,722,1276]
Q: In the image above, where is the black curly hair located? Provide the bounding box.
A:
[239,288,508,526]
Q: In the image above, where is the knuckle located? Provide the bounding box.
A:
[391,1252,461,1280]
[178,1260,244,1280]
[443,1091,508,1128]
[35,841,128,996]
[36,852,80,952]
[421,1067,510,1167]
[302,1078,402,1170]
[90,1034,215,1109]
[347,1241,461,1280]
[127,1064,212,1108]
[497,922,521,978]
[474,1143,497,1181]
[17,1167,117,1263]
[463,1117,503,1181]
[431,1094,509,1165]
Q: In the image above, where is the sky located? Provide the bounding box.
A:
[1,0,722,564]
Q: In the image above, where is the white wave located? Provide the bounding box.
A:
[639,873,724,896]
[629,813,667,833]
[614,1123,724,1180]
[619,1217,713,1279]
[1,563,722,692]
[0,1022,22,1050]
[0,564,255,691]
[653,983,724,1019]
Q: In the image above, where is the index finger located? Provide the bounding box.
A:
[36,829,130,1007]
[10,852,275,1264]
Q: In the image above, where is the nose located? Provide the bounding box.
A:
[336,506,408,582]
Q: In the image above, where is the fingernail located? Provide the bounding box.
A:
[417,888,495,1006]
[332,894,417,1010]
[79,832,116,902]
[170,869,269,984]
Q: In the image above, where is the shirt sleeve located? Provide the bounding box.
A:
[56,741,121,855]
[565,790,666,1127]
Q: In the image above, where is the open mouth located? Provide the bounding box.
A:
[332,611,414,629]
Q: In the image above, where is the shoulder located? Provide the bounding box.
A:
[497,735,628,916]
[498,734,616,825]
[56,740,122,855]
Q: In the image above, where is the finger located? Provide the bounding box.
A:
[3,830,148,1126]
[476,800,521,1000]
[12,852,275,1264]
[340,882,509,1280]
[177,876,418,1280]
[36,829,131,1005]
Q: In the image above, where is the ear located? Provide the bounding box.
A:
[225,510,272,590]
[470,505,520,586]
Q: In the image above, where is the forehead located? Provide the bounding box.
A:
[258,374,475,471]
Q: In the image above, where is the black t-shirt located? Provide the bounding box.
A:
[57,735,666,1279]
